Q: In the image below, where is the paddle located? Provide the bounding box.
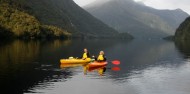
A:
[111,60,120,65]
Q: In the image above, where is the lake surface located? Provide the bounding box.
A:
[0,39,190,94]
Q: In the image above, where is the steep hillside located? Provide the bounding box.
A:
[0,0,133,39]
[18,0,132,38]
[175,17,190,40]
[0,0,71,39]
[175,17,190,58]
[84,0,189,38]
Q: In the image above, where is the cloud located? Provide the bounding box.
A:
[74,0,190,14]
[135,0,190,14]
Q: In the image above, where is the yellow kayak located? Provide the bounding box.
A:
[60,58,92,64]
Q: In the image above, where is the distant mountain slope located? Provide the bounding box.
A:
[84,0,189,38]
[175,17,190,40]
[0,0,133,39]
[20,0,133,38]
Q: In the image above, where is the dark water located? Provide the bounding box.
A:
[0,39,190,94]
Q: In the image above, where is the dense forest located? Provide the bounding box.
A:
[0,0,71,39]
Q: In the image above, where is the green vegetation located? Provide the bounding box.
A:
[0,3,40,38]
[0,1,71,39]
[41,25,71,38]
[175,17,190,41]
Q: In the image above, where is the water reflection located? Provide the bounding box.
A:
[60,63,107,76]
[0,40,72,64]
[104,39,185,82]
[111,66,121,71]
[60,63,84,68]
[0,39,190,94]
[0,39,73,94]
[120,61,190,94]
[83,64,107,76]
[0,39,127,94]
[0,40,40,64]
[175,40,190,59]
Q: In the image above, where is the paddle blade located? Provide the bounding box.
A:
[112,60,120,65]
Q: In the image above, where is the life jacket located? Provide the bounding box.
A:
[97,55,104,61]
[82,52,88,59]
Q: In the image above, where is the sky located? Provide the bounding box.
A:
[73,0,190,14]
[73,0,96,6]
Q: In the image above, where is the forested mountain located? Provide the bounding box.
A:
[0,0,71,39]
[175,17,190,40]
[84,0,189,38]
[0,0,132,39]
[174,17,190,58]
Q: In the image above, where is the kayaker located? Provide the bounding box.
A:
[82,48,90,60]
[97,51,106,62]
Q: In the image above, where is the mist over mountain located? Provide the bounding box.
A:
[84,0,189,38]
[0,0,133,39]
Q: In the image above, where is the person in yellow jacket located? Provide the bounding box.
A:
[82,48,90,60]
[97,51,106,62]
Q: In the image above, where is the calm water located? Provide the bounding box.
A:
[0,39,190,94]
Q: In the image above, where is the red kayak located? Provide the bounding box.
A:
[88,61,108,68]
[88,66,106,72]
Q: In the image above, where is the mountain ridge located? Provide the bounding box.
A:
[0,0,133,39]
[19,0,133,38]
[84,0,189,38]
